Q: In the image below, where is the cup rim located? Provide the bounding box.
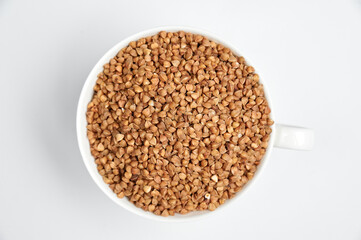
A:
[76,26,276,222]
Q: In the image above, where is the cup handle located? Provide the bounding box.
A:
[274,124,314,150]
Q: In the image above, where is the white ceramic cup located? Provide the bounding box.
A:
[76,26,314,222]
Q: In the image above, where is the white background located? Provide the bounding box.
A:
[1,0,361,239]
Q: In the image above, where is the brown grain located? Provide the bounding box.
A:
[86,31,273,217]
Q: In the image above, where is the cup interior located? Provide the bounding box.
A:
[76,26,276,222]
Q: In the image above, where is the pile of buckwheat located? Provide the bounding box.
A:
[86,31,273,216]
